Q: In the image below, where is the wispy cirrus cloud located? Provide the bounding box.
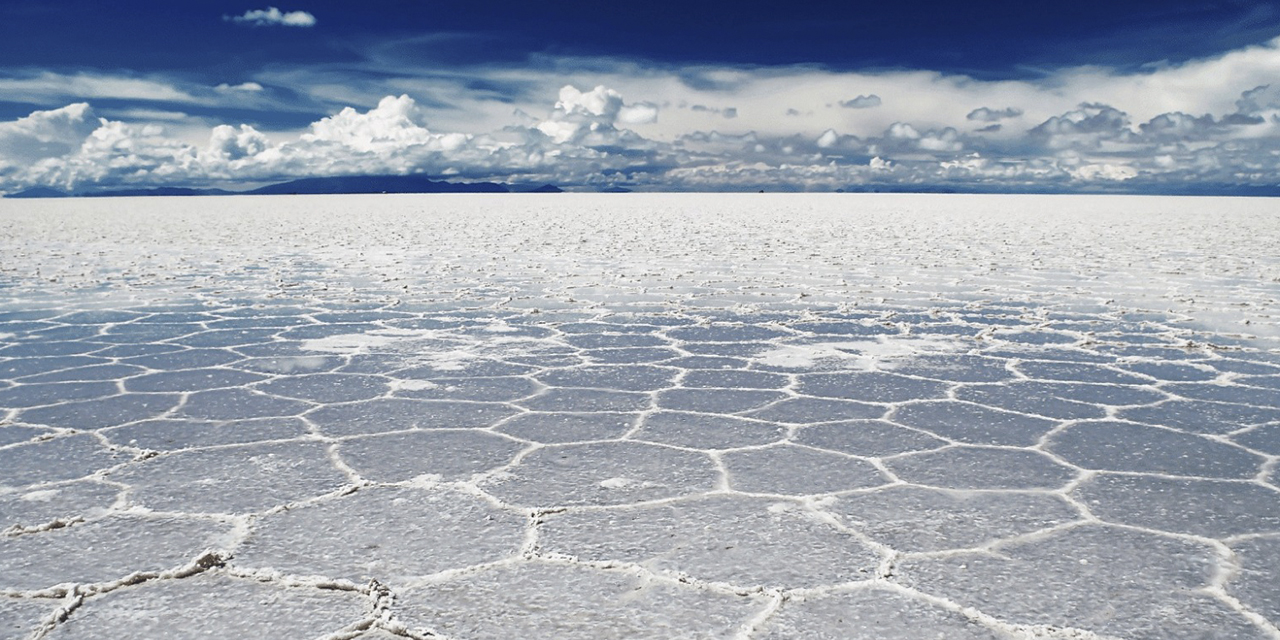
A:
[215,82,264,93]
[0,71,202,104]
[225,7,317,28]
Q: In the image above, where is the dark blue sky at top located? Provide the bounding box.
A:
[4,0,1280,79]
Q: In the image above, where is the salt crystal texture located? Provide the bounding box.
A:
[0,193,1277,639]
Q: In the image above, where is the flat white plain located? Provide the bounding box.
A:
[0,193,1278,640]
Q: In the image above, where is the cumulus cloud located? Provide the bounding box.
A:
[839,95,881,109]
[226,7,316,27]
[206,124,270,161]
[6,80,1280,195]
[1069,163,1138,181]
[304,95,446,152]
[17,119,198,192]
[14,34,1280,194]
[223,31,1280,169]
[0,103,100,169]
[618,102,659,125]
[885,122,920,140]
[533,85,660,145]
[873,122,964,154]
[0,85,673,193]
[966,107,1023,122]
[1233,84,1280,116]
[1028,103,1135,149]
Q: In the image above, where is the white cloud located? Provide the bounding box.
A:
[1028,103,1135,150]
[1235,84,1280,113]
[103,108,191,122]
[0,72,200,104]
[840,95,882,109]
[886,122,920,140]
[0,103,99,169]
[554,85,623,120]
[303,94,445,152]
[966,107,1023,122]
[14,35,1280,193]
[533,85,659,145]
[206,124,270,161]
[917,128,962,152]
[17,118,199,192]
[4,80,1279,194]
[226,31,1280,151]
[227,7,317,27]
[687,104,739,119]
[0,88,646,191]
[216,82,265,93]
[1070,163,1138,181]
[618,102,659,125]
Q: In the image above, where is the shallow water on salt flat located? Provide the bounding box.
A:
[0,193,1278,639]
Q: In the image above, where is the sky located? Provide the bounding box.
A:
[4,0,1280,193]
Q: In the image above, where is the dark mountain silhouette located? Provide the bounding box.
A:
[4,175,511,198]
[5,187,69,198]
[80,187,235,197]
[9,177,1280,198]
[247,175,509,195]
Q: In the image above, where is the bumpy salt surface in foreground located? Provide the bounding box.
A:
[0,193,1278,640]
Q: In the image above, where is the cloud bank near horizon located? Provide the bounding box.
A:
[6,36,1280,194]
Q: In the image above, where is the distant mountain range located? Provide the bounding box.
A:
[5,185,239,198]
[246,175,509,195]
[13,176,1275,198]
[4,186,74,198]
[2,175,587,198]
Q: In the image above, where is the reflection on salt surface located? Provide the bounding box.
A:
[0,194,1279,638]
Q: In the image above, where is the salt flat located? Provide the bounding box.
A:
[0,193,1278,639]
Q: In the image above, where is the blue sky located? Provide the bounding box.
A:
[4,0,1280,193]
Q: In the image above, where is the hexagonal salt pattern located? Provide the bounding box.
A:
[828,485,1080,553]
[538,494,880,588]
[396,562,767,639]
[1228,536,1280,625]
[1,194,1279,639]
[752,586,1008,639]
[1,514,235,591]
[897,524,1266,639]
[44,574,369,639]
[235,485,525,585]
[0,480,120,531]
